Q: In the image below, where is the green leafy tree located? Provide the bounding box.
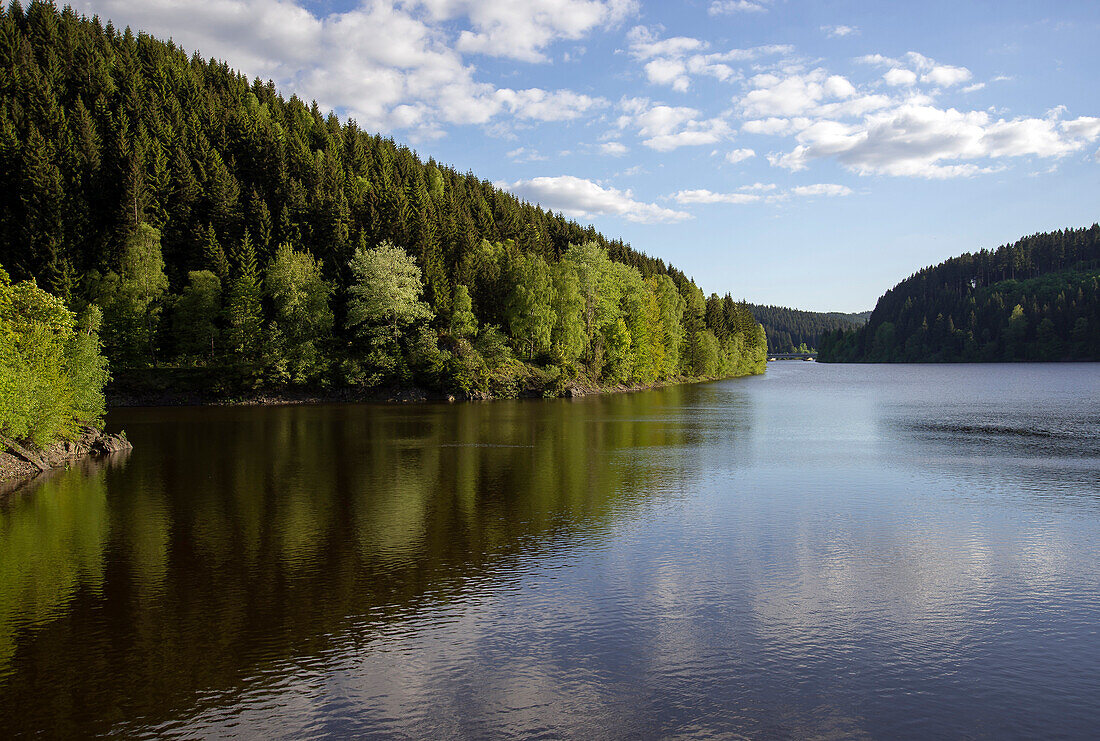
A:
[347,241,433,341]
[652,275,686,378]
[450,284,477,339]
[346,241,433,384]
[264,243,334,384]
[504,252,554,359]
[679,283,707,376]
[691,330,721,377]
[172,270,221,361]
[93,223,169,367]
[550,261,585,366]
[1004,304,1027,359]
[0,267,109,446]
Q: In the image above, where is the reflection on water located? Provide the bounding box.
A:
[1,365,1099,738]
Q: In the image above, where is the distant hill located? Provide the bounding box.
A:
[749,305,870,353]
[819,225,1100,362]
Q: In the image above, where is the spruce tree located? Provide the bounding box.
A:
[225,231,263,362]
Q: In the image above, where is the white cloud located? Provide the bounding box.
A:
[735,49,1100,179]
[495,88,606,120]
[859,51,971,88]
[626,27,783,91]
[1060,117,1100,139]
[903,51,936,73]
[502,175,690,223]
[884,68,917,86]
[600,141,629,156]
[922,64,972,87]
[822,25,859,38]
[73,0,618,139]
[740,69,870,119]
[742,117,813,135]
[725,148,756,163]
[412,0,639,63]
[856,53,899,67]
[672,182,850,205]
[769,104,1100,178]
[617,98,732,150]
[644,58,690,91]
[708,0,770,14]
[791,183,852,197]
[626,28,705,59]
[673,189,761,204]
[507,147,548,162]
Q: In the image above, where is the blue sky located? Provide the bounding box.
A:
[74,0,1100,312]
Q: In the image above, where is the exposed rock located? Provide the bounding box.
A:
[0,426,132,490]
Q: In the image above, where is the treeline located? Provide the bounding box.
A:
[0,1,766,406]
[748,304,869,353]
[820,225,1100,362]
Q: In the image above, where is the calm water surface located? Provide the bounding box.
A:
[2,363,1099,739]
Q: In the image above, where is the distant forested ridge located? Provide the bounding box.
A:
[0,1,766,401]
[819,225,1100,362]
[748,304,869,353]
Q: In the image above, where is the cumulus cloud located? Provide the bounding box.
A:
[673,189,761,204]
[922,65,972,87]
[412,0,639,63]
[74,0,616,138]
[495,88,606,120]
[884,68,917,86]
[626,26,787,91]
[708,0,770,14]
[790,183,852,196]
[742,117,812,136]
[735,49,1099,179]
[822,25,859,38]
[672,182,850,205]
[502,176,690,223]
[617,98,732,150]
[739,69,888,120]
[859,51,972,87]
[740,182,777,191]
[600,141,629,156]
[507,147,548,162]
[769,105,1100,178]
[725,148,756,163]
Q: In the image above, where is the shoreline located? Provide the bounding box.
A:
[105,372,762,409]
[0,426,133,493]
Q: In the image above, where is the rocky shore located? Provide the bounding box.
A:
[105,376,717,408]
[0,425,132,492]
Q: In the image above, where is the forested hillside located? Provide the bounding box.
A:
[819,225,1100,362]
[0,1,766,401]
[749,305,869,353]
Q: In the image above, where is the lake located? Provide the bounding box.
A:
[2,363,1099,739]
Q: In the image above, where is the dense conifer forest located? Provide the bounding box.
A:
[0,1,766,417]
[748,305,869,353]
[819,225,1100,362]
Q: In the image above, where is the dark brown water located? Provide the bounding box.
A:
[2,363,1099,738]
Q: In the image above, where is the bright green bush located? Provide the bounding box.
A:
[0,267,109,447]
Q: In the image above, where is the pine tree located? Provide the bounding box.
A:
[225,231,263,361]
